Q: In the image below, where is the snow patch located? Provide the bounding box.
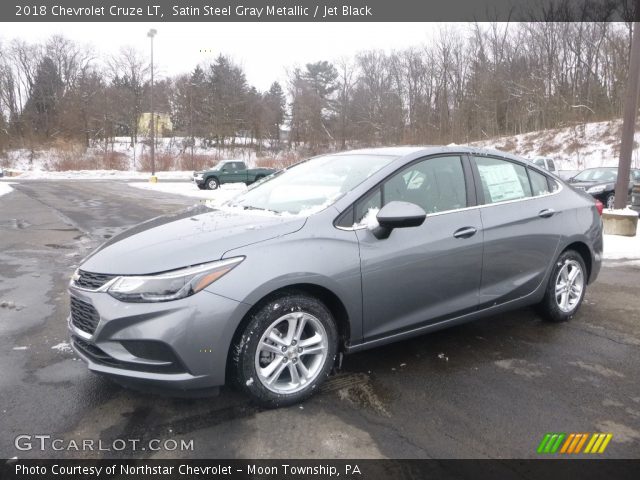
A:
[245,378,254,386]
[603,208,639,217]
[603,221,640,262]
[51,342,73,354]
[0,183,14,197]
[129,181,246,205]
[353,207,380,229]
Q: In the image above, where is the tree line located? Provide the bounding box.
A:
[0,22,636,159]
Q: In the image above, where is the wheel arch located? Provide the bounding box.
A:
[561,241,593,281]
[205,175,219,186]
[225,283,351,379]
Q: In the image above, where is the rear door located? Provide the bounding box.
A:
[471,156,562,307]
[356,155,484,340]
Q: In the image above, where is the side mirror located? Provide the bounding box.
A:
[373,201,426,239]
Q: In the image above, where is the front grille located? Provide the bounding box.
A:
[72,336,184,374]
[70,296,100,335]
[75,270,116,290]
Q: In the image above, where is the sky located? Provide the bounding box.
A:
[0,22,443,91]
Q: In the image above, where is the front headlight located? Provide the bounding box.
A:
[107,257,244,302]
[587,185,606,194]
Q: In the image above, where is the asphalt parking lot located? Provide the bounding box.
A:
[1,180,639,459]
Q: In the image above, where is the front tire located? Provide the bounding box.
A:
[206,177,219,190]
[538,249,587,322]
[232,293,338,407]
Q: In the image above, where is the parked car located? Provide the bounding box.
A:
[568,167,640,209]
[193,160,276,190]
[69,147,602,406]
[531,157,557,173]
[557,169,579,181]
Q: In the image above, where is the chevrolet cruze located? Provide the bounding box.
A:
[69,147,602,406]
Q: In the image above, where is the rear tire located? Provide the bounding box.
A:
[537,249,587,322]
[232,293,338,407]
[605,193,615,209]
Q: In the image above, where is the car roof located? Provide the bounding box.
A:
[330,145,530,164]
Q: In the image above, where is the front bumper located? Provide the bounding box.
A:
[68,285,251,390]
[193,175,205,186]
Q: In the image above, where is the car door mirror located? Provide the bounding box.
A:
[373,201,426,239]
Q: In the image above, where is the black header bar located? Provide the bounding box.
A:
[2,459,640,480]
[2,0,635,22]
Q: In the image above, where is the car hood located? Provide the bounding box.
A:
[80,205,306,275]
[570,180,613,190]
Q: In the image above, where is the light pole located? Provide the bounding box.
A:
[615,22,640,209]
[147,28,157,179]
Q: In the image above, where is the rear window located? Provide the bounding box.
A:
[529,168,551,196]
[475,157,532,204]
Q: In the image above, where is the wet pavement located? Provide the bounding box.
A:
[1,180,639,459]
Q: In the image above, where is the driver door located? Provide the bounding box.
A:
[356,155,483,340]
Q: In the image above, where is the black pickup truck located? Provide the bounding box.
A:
[193,160,276,190]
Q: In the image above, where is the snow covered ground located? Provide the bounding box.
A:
[603,220,640,264]
[0,182,14,197]
[129,181,247,206]
[16,170,193,180]
[2,136,259,175]
[471,119,640,171]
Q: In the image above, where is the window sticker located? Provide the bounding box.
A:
[478,163,525,202]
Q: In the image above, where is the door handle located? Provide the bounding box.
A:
[453,227,477,239]
[538,208,555,218]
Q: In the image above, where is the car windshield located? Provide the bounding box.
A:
[227,153,397,215]
[573,168,617,182]
[533,159,546,167]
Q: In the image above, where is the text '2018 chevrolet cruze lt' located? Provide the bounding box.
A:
[69,147,602,406]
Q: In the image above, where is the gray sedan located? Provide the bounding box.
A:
[68,147,603,406]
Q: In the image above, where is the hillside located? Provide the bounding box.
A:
[471,119,639,171]
[2,118,639,176]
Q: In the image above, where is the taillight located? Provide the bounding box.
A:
[595,199,604,216]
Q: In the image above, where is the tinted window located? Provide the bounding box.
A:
[529,169,551,196]
[547,160,556,171]
[475,157,532,204]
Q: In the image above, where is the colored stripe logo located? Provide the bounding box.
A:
[537,433,612,454]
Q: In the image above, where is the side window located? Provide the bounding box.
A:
[547,159,556,171]
[475,157,532,204]
[529,168,551,196]
[352,156,467,225]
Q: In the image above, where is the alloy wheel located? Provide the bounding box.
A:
[254,312,328,394]
[554,259,584,313]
